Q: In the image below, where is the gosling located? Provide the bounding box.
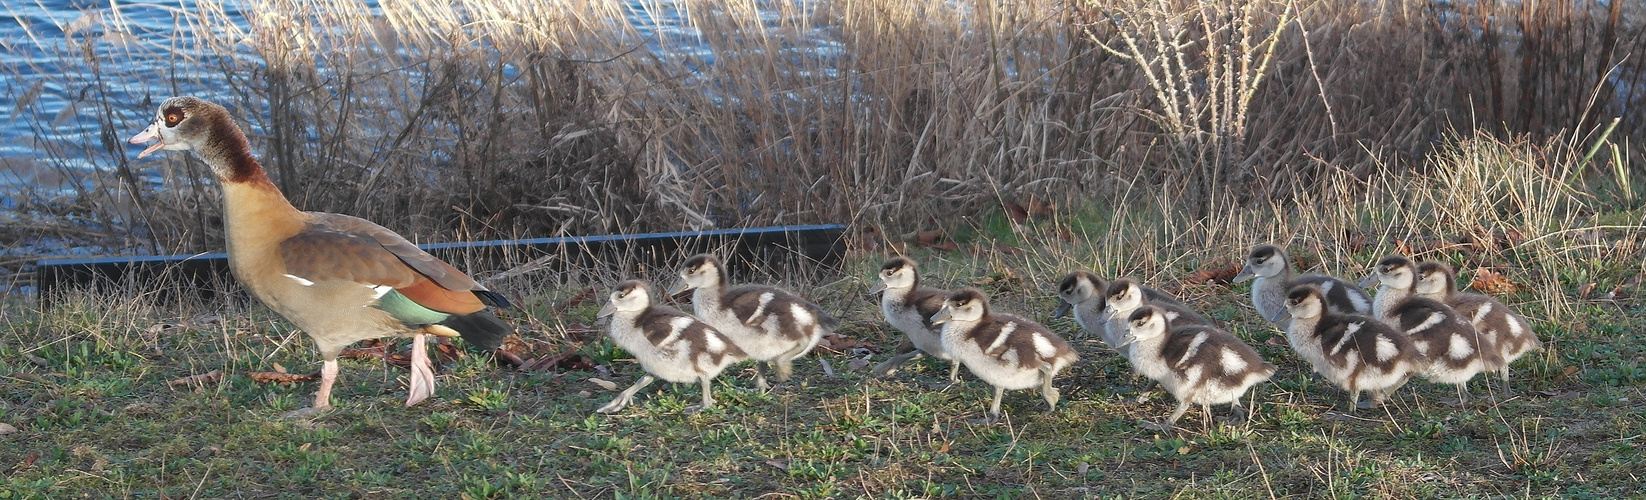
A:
[670,254,834,390]
[1363,256,1502,406]
[1276,284,1426,413]
[869,257,959,381]
[1121,305,1275,431]
[596,280,747,414]
[1235,244,1372,330]
[934,288,1079,423]
[1053,270,1189,347]
[1414,261,1542,395]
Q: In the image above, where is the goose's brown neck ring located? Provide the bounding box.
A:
[201,114,273,187]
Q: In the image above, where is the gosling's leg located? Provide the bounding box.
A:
[597,375,656,414]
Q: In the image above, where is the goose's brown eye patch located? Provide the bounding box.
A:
[163,107,184,126]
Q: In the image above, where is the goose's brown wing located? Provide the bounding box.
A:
[280,214,494,314]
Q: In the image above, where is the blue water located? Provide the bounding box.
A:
[1,0,251,193]
[0,0,843,196]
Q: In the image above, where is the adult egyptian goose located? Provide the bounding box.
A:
[1362,256,1501,405]
[129,97,510,414]
[1121,306,1275,431]
[1275,284,1426,413]
[596,280,746,414]
[868,257,958,381]
[933,288,1078,423]
[669,254,834,390]
[1414,261,1542,395]
[1234,244,1372,330]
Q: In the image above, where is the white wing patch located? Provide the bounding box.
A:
[986,323,1016,354]
[1406,312,1446,335]
[788,304,815,329]
[1375,335,1400,362]
[1507,315,1525,336]
[370,285,394,300]
[1332,322,1361,356]
[283,274,315,286]
[747,292,776,323]
[1473,303,1493,324]
[658,316,693,347]
[1031,332,1056,359]
[1220,347,1247,374]
[703,329,728,353]
[1178,333,1209,368]
[1447,333,1474,360]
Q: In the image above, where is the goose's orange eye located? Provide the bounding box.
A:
[163,111,183,126]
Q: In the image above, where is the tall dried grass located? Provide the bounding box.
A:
[2,0,1642,279]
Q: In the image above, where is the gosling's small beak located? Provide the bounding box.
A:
[1269,309,1293,323]
[666,280,690,295]
[1051,301,1071,319]
[868,281,887,294]
[1115,333,1139,349]
[597,302,616,318]
[1358,273,1380,288]
[930,306,953,325]
[130,121,166,158]
[1232,266,1255,283]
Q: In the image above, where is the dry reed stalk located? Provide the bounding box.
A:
[0,0,1640,286]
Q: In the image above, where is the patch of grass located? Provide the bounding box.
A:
[3,130,1644,496]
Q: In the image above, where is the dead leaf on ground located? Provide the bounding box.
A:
[15,451,38,472]
[1026,198,1055,219]
[1004,202,1029,223]
[166,370,224,388]
[495,350,528,368]
[1184,259,1241,285]
[1555,365,1580,382]
[520,347,594,372]
[588,378,618,391]
[914,230,946,246]
[1536,390,1580,400]
[551,288,598,315]
[248,371,320,385]
[1577,283,1597,299]
[23,354,47,368]
[339,344,387,360]
[817,334,876,354]
[1469,268,1518,294]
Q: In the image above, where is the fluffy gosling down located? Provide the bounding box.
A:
[670,254,835,390]
[868,257,959,381]
[933,288,1079,423]
[1415,261,1543,395]
[596,281,747,414]
[1101,279,1211,358]
[1362,256,1502,406]
[1052,271,1190,348]
[1235,244,1372,330]
[1122,306,1275,431]
[1277,284,1426,413]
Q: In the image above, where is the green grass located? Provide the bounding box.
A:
[2,218,1643,498]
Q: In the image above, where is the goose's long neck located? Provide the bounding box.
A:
[198,130,304,258]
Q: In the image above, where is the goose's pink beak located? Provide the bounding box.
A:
[129,122,166,158]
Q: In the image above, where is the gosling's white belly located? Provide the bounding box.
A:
[943,335,1042,390]
[883,301,949,359]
